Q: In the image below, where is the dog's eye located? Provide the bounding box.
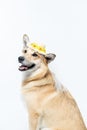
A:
[24,50,27,53]
[32,53,38,57]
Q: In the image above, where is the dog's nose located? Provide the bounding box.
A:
[18,56,25,63]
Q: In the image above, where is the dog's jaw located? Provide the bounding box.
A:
[22,63,49,85]
[22,65,40,80]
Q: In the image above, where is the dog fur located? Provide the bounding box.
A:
[18,34,87,130]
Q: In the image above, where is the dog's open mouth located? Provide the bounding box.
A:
[19,64,35,71]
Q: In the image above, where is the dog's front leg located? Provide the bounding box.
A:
[28,111,40,130]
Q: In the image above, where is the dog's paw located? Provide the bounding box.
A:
[41,128,48,130]
[41,128,52,130]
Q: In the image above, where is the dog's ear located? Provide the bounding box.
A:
[23,34,30,47]
[45,53,56,63]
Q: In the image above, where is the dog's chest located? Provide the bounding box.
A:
[23,90,45,113]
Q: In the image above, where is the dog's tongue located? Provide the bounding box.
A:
[19,65,28,71]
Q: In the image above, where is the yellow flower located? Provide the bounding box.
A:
[29,43,46,54]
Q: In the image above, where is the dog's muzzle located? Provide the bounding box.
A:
[18,56,35,71]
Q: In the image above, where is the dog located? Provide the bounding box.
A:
[18,34,87,130]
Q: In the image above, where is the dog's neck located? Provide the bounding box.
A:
[21,69,56,93]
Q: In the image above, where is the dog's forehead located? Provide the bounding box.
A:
[23,46,44,58]
[23,47,35,53]
[27,47,35,53]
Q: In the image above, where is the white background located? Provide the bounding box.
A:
[0,0,87,130]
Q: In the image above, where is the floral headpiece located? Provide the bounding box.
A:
[29,43,46,54]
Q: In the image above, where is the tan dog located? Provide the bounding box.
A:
[18,34,86,130]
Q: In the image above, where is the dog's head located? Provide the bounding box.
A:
[18,34,56,78]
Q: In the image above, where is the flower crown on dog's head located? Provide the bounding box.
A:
[23,34,46,54]
[29,43,46,55]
